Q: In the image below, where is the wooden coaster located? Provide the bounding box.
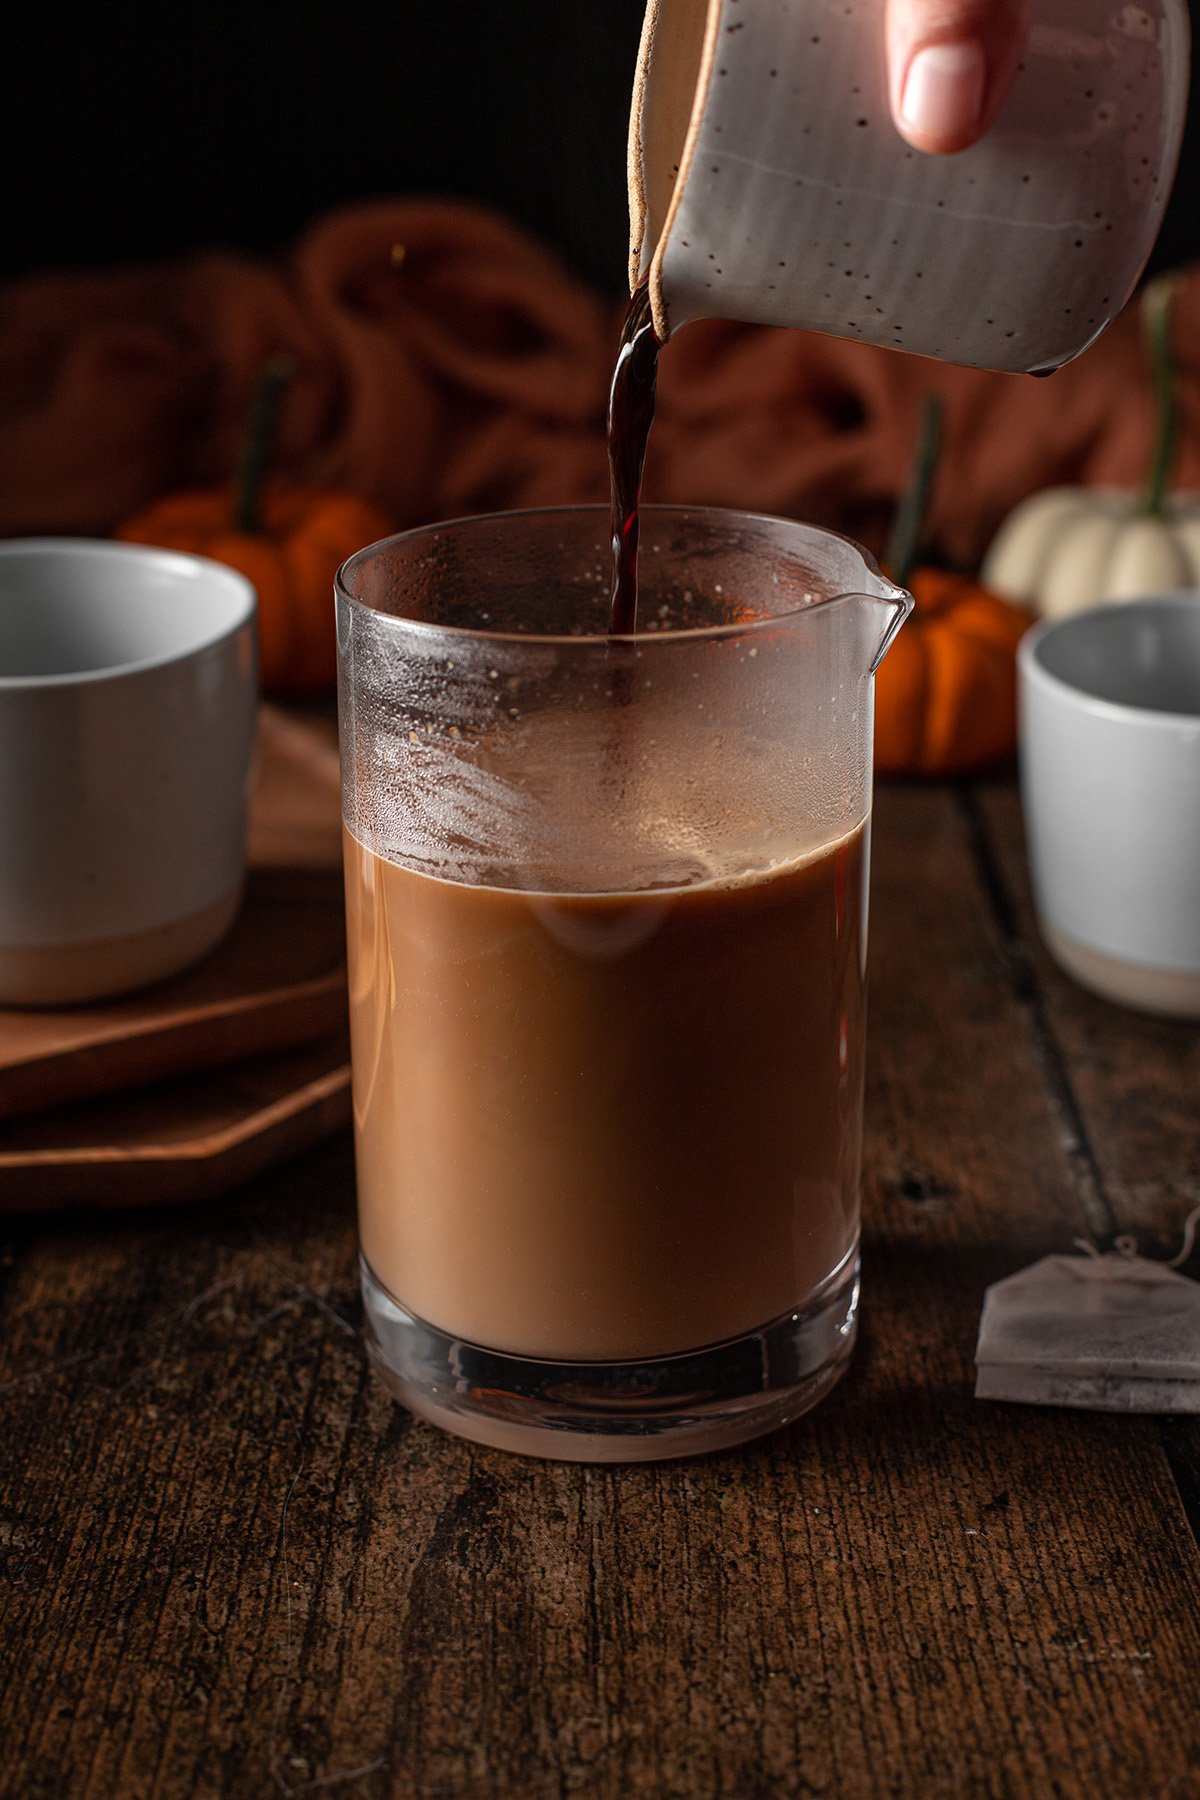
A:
[0,1035,351,1212]
[0,707,346,1122]
[0,867,347,1120]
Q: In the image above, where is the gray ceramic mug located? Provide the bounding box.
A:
[0,539,257,1006]
[1018,594,1200,1017]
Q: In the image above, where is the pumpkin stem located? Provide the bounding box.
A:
[887,394,943,591]
[232,355,294,535]
[1138,276,1178,518]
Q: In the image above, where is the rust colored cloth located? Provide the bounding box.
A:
[3,197,1200,567]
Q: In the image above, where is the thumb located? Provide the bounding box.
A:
[886,0,1032,154]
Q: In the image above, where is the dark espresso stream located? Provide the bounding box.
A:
[607,282,661,634]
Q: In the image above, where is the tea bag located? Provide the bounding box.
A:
[975,1209,1200,1412]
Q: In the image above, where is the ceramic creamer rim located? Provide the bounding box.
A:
[626,0,657,297]
[630,0,722,341]
[1019,592,1200,731]
[0,538,257,692]
[335,501,908,650]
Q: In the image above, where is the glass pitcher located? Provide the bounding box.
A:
[337,505,911,1461]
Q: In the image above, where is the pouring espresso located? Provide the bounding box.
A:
[607,283,660,636]
[606,0,1186,632]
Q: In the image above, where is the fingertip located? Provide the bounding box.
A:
[894,120,986,156]
[897,41,987,156]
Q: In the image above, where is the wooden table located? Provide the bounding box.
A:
[3,779,1199,1800]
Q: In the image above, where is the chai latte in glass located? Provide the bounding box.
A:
[344,821,866,1361]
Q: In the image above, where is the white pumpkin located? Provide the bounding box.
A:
[981,277,1200,619]
[981,488,1200,619]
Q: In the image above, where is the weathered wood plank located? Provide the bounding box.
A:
[970,780,1200,1256]
[0,782,1197,1800]
[970,776,1200,1568]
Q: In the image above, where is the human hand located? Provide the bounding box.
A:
[886,0,1032,154]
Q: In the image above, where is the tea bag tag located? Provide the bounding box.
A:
[975,1211,1200,1413]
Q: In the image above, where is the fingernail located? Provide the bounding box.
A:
[899,41,986,144]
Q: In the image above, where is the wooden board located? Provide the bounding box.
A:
[246,703,342,871]
[0,778,1197,1800]
[0,707,346,1122]
[0,1034,350,1211]
[0,868,346,1121]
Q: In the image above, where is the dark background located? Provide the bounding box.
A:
[5,0,1200,294]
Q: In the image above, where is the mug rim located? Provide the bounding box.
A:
[0,537,257,691]
[1019,591,1200,731]
[334,502,911,655]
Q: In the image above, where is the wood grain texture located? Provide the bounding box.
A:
[972,778,1200,1566]
[0,1037,351,1212]
[0,781,1198,1800]
[971,781,1200,1254]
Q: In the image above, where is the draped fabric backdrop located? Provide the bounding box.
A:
[3,198,1200,572]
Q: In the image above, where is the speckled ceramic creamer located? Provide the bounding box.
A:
[629,0,1189,371]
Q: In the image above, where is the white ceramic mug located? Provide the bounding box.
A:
[0,539,257,1006]
[1019,594,1200,1017]
[629,0,1189,371]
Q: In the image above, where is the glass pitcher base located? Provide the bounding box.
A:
[361,1250,859,1463]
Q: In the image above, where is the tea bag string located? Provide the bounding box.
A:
[1073,1202,1200,1270]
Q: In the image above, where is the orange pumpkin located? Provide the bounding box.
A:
[118,485,394,695]
[116,360,394,695]
[874,567,1031,775]
[875,395,1032,776]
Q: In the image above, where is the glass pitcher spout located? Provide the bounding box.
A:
[864,581,914,675]
[815,562,913,676]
